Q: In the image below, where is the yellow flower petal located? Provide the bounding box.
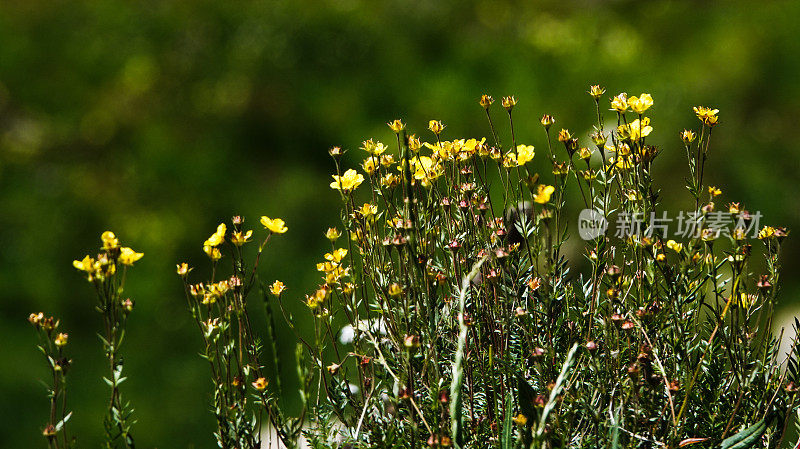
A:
[260,216,288,234]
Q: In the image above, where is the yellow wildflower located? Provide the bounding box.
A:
[389,283,403,297]
[260,216,288,234]
[533,185,555,204]
[540,114,555,128]
[325,227,341,242]
[611,93,628,112]
[516,144,535,166]
[330,169,365,193]
[501,96,517,111]
[317,261,336,273]
[588,85,605,99]
[625,190,641,201]
[708,186,722,197]
[513,414,528,426]
[380,154,395,167]
[204,223,227,247]
[428,120,445,135]
[614,156,633,171]
[73,255,96,273]
[479,94,494,109]
[591,131,607,146]
[502,152,517,168]
[325,248,348,263]
[101,231,119,251]
[628,93,653,114]
[758,226,775,240]
[628,117,653,141]
[357,203,378,219]
[119,247,144,266]
[666,240,683,253]
[176,263,191,276]
[387,119,405,133]
[693,106,719,122]
[552,163,569,176]
[381,172,400,187]
[54,333,69,347]
[270,280,286,296]
[28,312,44,327]
[407,134,422,153]
[362,157,378,175]
[230,230,253,246]
[325,266,348,285]
[410,156,443,185]
[463,138,486,156]
[312,286,331,303]
[203,245,222,261]
[252,377,268,391]
[360,139,388,156]
[92,254,115,279]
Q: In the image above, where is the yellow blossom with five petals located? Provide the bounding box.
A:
[330,169,365,193]
[101,231,119,251]
[628,93,653,114]
[204,223,227,247]
[270,280,286,296]
[533,185,555,204]
[260,216,288,234]
[119,247,144,266]
[73,255,96,273]
[516,145,535,166]
[628,118,653,141]
[230,230,253,246]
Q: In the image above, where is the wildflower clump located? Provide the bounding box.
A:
[29,312,75,448]
[177,215,308,449]
[288,87,795,449]
[72,231,143,448]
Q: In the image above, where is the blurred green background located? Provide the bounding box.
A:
[2,0,800,446]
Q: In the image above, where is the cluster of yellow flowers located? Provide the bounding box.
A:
[609,92,653,114]
[200,216,288,261]
[72,231,143,281]
[305,284,331,311]
[693,106,720,126]
[316,247,350,286]
[330,169,365,193]
[189,280,231,305]
[329,118,557,199]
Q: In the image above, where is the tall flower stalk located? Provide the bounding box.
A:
[73,231,143,448]
[29,312,75,448]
